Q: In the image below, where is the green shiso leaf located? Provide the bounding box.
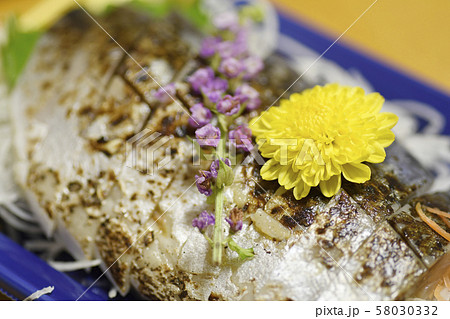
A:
[1,16,41,90]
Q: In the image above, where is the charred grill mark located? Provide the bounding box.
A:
[389,211,448,267]
[96,218,134,292]
[347,222,426,299]
[343,172,397,224]
[389,193,450,269]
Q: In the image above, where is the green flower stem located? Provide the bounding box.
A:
[212,115,228,265]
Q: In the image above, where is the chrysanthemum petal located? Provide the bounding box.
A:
[319,174,341,197]
[260,159,281,181]
[375,129,396,148]
[376,112,399,130]
[342,162,371,183]
[251,84,397,198]
[363,92,384,114]
[366,143,386,163]
[293,180,311,200]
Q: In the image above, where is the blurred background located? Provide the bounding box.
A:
[0,0,449,94]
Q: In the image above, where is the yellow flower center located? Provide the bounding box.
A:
[249,84,398,200]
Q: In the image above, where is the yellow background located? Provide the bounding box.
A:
[1,0,449,94]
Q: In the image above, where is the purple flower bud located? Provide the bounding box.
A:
[229,125,253,152]
[200,37,221,58]
[210,158,232,178]
[243,56,264,80]
[235,84,261,110]
[195,170,213,196]
[195,124,221,147]
[192,210,215,231]
[188,67,215,93]
[189,103,212,128]
[217,40,247,59]
[213,12,240,32]
[201,78,228,103]
[219,57,244,78]
[216,95,241,116]
[153,83,176,103]
[226,208,243,233]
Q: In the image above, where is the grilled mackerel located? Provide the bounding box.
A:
[11,9,449,300]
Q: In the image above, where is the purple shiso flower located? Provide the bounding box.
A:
[217,40,247,59]
[195,124,221,147]
[200,37,221,58]
[216,95,241,116]
[229,125,253,152]
[210,158,232,178]
[243,56,264,80]
[201,78,228,103]
[219,57,244,78]
[213,11,240,32]
[189,103,212,128]
[188,67,215,93]
[195,170,213,196]
[226,208,243,233]
[235,83,261,111]
[192,210,215,231]
[154,83,176,103]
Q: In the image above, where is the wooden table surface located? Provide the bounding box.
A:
[1,0,449,94]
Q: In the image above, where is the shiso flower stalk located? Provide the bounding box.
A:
[212,115,227,265]
[180,7,264,265]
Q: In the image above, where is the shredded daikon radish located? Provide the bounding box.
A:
[0,206,42,233]
[24,240,64,252]
[23,286,54,301]
[2,202,36,222]
[48,259,102,272]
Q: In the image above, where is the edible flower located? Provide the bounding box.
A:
[235,83,261,110]
[210,158,232,178]
[213,11,240,32]
[229,125,253,152]
[192,210,215,231]
[188,67,215,93]
[226,208,244,233]
[195,170,213,196]
[250,84,398,200]
[242,56,264,80]
[195,124,221,147]
[216,95,241,116]
[189,103,212,128]
[199,37,221,58]
[153,83,176,104]
[219,57,244,78]
[200,78,229,103]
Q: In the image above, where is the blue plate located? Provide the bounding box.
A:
[0,233,107,300]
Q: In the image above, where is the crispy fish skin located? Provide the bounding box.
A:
[11,9,443,300]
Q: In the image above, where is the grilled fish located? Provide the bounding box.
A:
[11,8,449,300]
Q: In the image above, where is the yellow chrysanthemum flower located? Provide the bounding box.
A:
[18,0,134,31]
[249,84,398,200]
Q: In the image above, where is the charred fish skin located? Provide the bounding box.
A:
[343,142,434,224]
[12,7,310,299]
[12,7,440,301]
[389,193,450,269]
